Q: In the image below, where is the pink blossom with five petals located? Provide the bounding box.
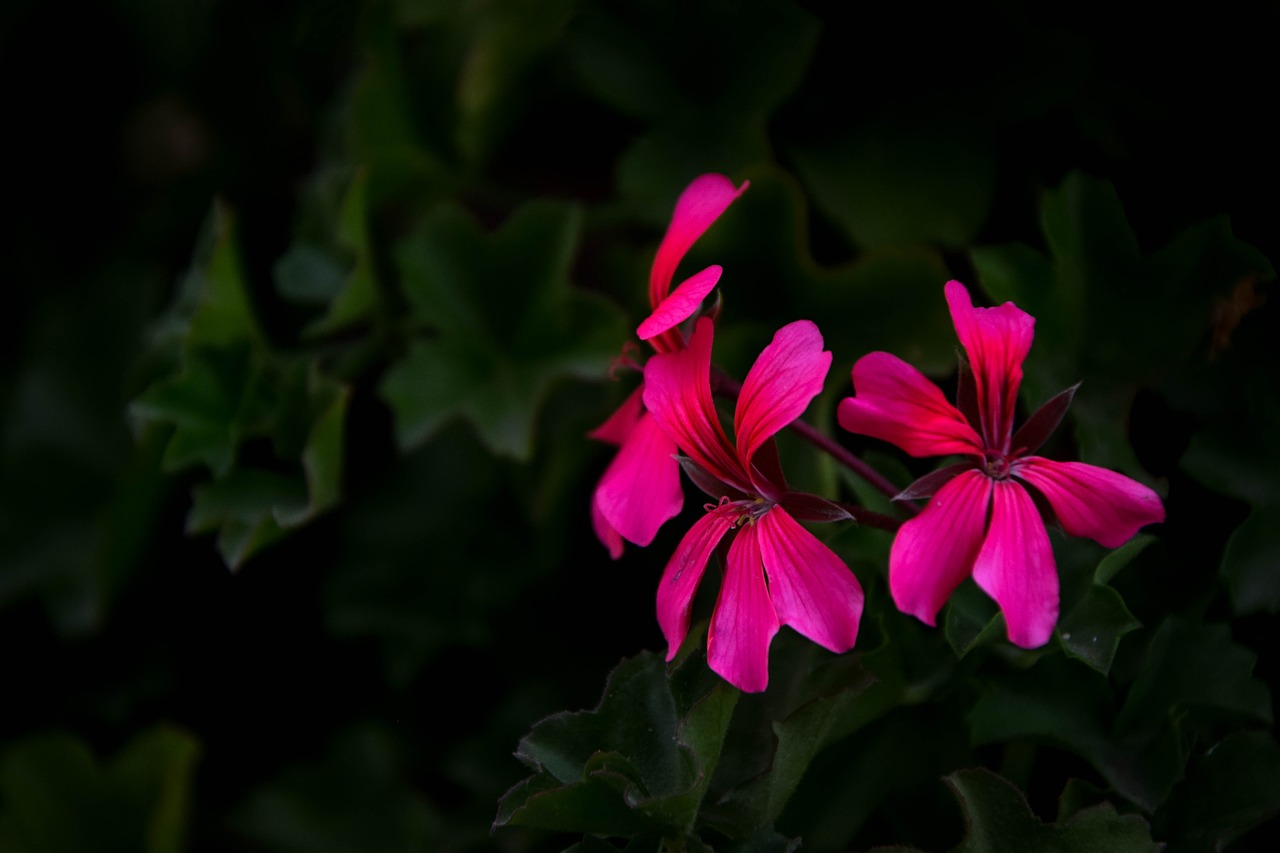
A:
[643,317,864,692]
[591,174,748,557]
[838,281,1165,648]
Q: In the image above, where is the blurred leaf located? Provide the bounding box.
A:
[1218,504,1280,614]
[1156,730,1280,853]
[946,767,1156,853]
[972,172,1274,479]
[1116,618,1272,734]
[380,200,626,460]
[792,119,996,249]
[231,725,441,853]
[567,0,818,218]
[0,726,199,853]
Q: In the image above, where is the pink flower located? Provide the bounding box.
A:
[591,174,748,557]
[643,317,864,692]
[838,281,1165,648]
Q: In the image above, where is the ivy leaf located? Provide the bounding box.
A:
[0,726,200,853]
[1056,584,1140,676]
[946,768,1156,853]
[1155,730,1280,853]
[494,650,738,836]
[380,200,626,460]
[944,580,1004,660]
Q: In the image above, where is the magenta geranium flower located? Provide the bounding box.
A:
[591,174,748,557]
[838,281,1165,648]
[643,317,864,692]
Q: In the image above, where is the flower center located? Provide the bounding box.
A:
[705,495,773,528]
[982,447,1026,480]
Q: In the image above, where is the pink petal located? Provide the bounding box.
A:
[734,320,831,479]
[890,469,992,626]
[707,525,779,693]
[944,280,1034,453]
[594,410,684,547]
[756,506,862,653]
[589,387,643,446]
[971,480,1058,648]
[637,265,723,341]
[591,495,625,559]
[838,351,984,457]
[649,174,748,309]
[1013,457,1166,548]
[657,505,736,661]
[643,318,750,492]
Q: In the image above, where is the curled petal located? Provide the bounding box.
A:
[945,280,1034,452]
[594,411,684,547]
[890,470,992,626]
[637,266,722,341]
[756,507,862,654]
[708,526,779,693]
[734,320,831,478]
[649,174,748,309]
[589,387,643,446]
[643,318,749,491]
[1014,457,1165,548]
[657,506,736,661]
[591,496,625,560]
[838,351,984,457]
[971,480,1059,648]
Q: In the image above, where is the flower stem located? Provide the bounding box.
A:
[710,367,918,515]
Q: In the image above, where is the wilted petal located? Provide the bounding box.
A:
[890,469,992,626]
[756,507,862,653]
[649,174,748,308]
[637,265,722,341]
[644,318,749,491]
[708,526,779,693]
[838,351,984,457]
[971,480,1058,648]
[1014,457,1165,548]
[657,506,736,661]
[594,411,683,546]
[591,495,625,559]
[589,387,643,446]
[944,280,1034,452]
[734,320,831,477]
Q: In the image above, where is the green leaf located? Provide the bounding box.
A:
[1056,584,1140,676]
[300,168,384,338]
[1219,504,1280,614]
[944,580,1004,660]
[231,725,442,853]
[1116,618,1272,734]
[494,651,738,836]
[1156,730,1280,853]
[380,200,626,460]
[792,119,996,249]
[946,768,1156,853]
[0,726,199,853]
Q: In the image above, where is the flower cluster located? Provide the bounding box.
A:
[592,176,1165,693]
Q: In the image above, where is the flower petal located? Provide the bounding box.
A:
[890,469,992,626]
[838,351,984,457]
[643,318,749,491]
[637,265,723,341]
[971,480,1058,648]
[945,280,1034,452]
[657,505,736,661]
[589,387,643,446]
[594,410,684,546]
[708,525,779,693]
[1014,457,1165,548]
[756,507,862,654]
[591,495,625,560]
[649,174,748,309]
[734,320,831,478]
